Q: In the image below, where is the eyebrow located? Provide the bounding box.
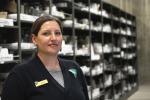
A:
[40,29,61,32]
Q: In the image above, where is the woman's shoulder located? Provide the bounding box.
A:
[58,58,81,72]
[59,58,79,66]
[11,58,35,74]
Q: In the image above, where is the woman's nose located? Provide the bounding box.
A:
[50,32,56,40]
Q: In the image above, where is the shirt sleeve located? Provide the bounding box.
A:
[1,72,26,100]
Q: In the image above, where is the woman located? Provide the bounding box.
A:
[1,15,89,100]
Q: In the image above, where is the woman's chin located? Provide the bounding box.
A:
[46,50,59,55]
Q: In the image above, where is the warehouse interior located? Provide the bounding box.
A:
[0,0,150,100]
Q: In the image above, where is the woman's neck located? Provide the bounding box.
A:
[37,53,60,71]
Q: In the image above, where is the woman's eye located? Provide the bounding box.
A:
[43,31,50,36]
[55,31,61,35]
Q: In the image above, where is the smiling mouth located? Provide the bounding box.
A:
[48,44,58,47]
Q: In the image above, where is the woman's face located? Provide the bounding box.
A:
[32,20,62,56]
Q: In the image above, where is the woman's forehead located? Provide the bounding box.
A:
[40,21,61,30]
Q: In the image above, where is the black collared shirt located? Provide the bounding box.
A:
[1,55,89,100]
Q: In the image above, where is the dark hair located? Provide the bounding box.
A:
[31,15,63,36]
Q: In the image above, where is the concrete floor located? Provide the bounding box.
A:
[128,84,150,100]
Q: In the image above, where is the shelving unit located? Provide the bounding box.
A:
[0,0,138,100]
[0,0,21,95]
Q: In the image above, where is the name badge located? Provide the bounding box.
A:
[35,79,48,87]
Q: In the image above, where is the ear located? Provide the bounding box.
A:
[32,34,37,45]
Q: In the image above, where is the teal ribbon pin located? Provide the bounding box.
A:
[69,68,77,78]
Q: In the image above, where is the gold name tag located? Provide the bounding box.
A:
[35,79,48,87]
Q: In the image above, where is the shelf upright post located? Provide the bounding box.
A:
[130,1,138,91]
[125,1,130,93]
[134,16,139,90]
[88,0,93,100]
[100,0,106,99]
[17,0,21,63]
[110,5,115,100]
[101,1,107,99]
[49,0,53,15]
[119,0,124,96]
[72,0,76,61]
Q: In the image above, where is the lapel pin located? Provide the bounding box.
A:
[69,68,77,78]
